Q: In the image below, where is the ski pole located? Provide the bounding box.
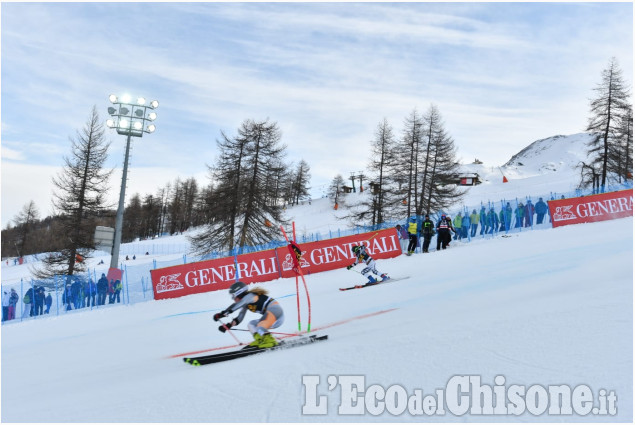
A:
[231,328,301,337]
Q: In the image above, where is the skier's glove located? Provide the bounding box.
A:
[213,311,227,321]
[218,321,233,333]
[346,265,353,270]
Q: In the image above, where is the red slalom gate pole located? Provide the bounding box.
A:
[295,275,301,332]
[280,224,302,332]
[292,222,312,332]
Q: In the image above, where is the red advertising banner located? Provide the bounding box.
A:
[150,227,401,300]
[150,249,281,300]
[548,189,633,228]
[278,228,401,278]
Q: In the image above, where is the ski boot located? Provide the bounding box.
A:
[258,333,278,348]
[248,333,263,347]
[380,273,390,281]
[366,276,377,285]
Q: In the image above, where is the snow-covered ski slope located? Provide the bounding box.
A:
[1,220,632,422]
[1,133,633,422]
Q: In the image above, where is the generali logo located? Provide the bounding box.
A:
[156,273,183,293]
[553,205,577,221]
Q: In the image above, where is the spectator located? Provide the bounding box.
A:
[479,206,489,235]
[113,280,122,303]
[87,279,96,307]
[515,202,525,228]
[133,255,136,260]
[406,217,419,255]
[395,224,408,253]
[535,198,548,224]
[108,280,115,304]
[83,279,91,308]
[453,213,463,240]
[420,214,435,253]
[461,213,470,239]
[71,278,82,309]
[45,292,52,314]
[524,200,535,227]
[97,273,108,305]
[436,214,454,250]
[487,207,499,235]
[98,259,104,265]
[145,251,149,255]
[125,255,130,261]
[34,286,45,316]
[62,284,73,311]
[500,202,513,232]
[9,289,19,320]
[2,290,9,321]
[23,287,35,318]
[470,209,479,237]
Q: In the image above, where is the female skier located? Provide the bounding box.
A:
[346,244,389,284]
[213,281,284,348]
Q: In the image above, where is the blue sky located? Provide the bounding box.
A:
[1,2,633,228]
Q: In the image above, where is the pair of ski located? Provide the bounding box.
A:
[183,334,328,366]
[339,276,409,291]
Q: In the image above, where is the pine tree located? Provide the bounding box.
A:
[585,57,631,187]
[344,118,400,226]
[289,160,311,206]
[34,106,113,280]
[189,119,289,254]
[418,105,465,214]
[398,109,424,218]
[328,174,347,207]
[13,201,40,257]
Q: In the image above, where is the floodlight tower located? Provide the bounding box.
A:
[105,94,159,270]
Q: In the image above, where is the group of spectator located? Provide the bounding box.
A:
[61,274,122,311]
[1,273,124,322]
[2,286,53,320]
[396,198,551,254]
[2,288,20,321]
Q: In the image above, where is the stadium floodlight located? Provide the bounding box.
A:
[104,93,159,271]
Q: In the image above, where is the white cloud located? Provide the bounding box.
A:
[1,146,25,161]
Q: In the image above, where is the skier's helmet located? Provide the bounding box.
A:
[229,281,248,300]
[351,245,361,254]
